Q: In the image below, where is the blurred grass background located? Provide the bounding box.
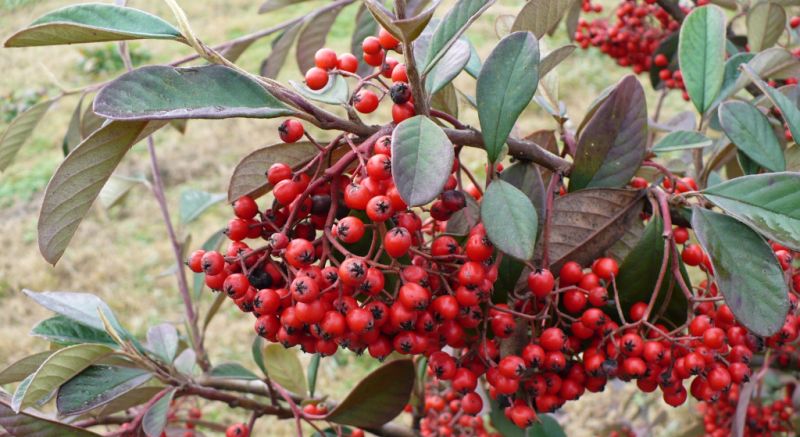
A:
[0,0,696,434]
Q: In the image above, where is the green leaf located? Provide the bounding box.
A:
[209,363,259,380]
[421,0,495,75]
[56,365,151,416]
[4,4,181,47]
[730,48,800,100]
[678,5,726,113]
[12,344,113,412]
[261,21,304,79]
[178,189,226,225]
[95,65,293,120]
[96,385,164,417]
[499,161,546,228]
[0,99,55,172]
[37,121,163,265]
[481,179,538,260]
[703,172,800,250]
[741,65,800,146]
[543,189,645,273]
[296,6,344,73]
[289,75,350,106]
[738,150,762,175]
[539,44,576,78]
[262,344,307,395]
[364,0,440,43]
[62,98,84,156]
[325,359,415,428]
[615,217,690,324]
[259,0,313,13]
[23,291,118,332]
[98,174,144,210]
[691,207,790,336]
[391,115,454,206]
[570,75,648,191]
[0,352,52,385]
[718,101,785,172]
[477,31,540,162]
[431,83,459,118]
[251,336,268,375]
[0,393,101,437]
[746,2,786,52]
[31,315,117,347]
[146,324,178,363]
[420,37,470,95]
[307,354,321,397]
[653,130,713,153]
[227,141,318,202]
[511,0,574,38]
[173,349,196,376]
[142,388,176,437]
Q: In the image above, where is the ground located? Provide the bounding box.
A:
[0,0,696,435]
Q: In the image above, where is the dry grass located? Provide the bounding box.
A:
[0,0,697,435]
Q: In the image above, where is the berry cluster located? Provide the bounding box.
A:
[575,0,689,99]
[419,366,498,437]
[185,29,800,434]
[698,384,796,437]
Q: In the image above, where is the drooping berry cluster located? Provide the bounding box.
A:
[698,384,796,437]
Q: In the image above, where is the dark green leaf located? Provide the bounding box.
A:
[422,38,470,95]
[0,99,55,172]
[0,393,101,437]
[296,6,344,72]
[391,115,454,206]
[38,121,163,264]
[56,365,151,416]
[307,354,320,397]
[481,179,538,260]
[262,344,307,395]
[571,75,647,191]
[227,142,318,202]
[653,130,713,153]
[718,101,785,172]
[178,189,226,225]
[325,359,415,428]
[4,4,181,47]
[500,161,546,224]
[543,189,645,273]
[730,48,800,98]
[261,21,304,79]
[209,363,259,380]
[703,172,800,250]
[251,336,267,375]
[421,0,494,75]
[691,207,790,336]
[492,256,524,304]
[146,324,179,363]
[738,150,762,175]
[289,75,349,106]
[511,0,574,38]
[615,217,690,324]
[746,2,786,52]
[12,344,114,412]
[0,352,52,385]
[539,44,576,78]
[142,388,176,437]
[678,5,726,113]
[742,65,800,145]
[96,385,164,417]
[477,31,540,162]
[31,315,116,347]
[95,65,293,120]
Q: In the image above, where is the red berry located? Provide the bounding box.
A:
[313,48,336,69]
[305,67,329,90]
[225,423,249,437]
[384,227,412,258]
[362,36,382,55]
[391,64,408,82]
[392,102,415,123]
[337,53,359,73]
[279,119,304,143]
[378,28,399,50]
[354,89,380,113]
[528,269,555,298]
[267,162,292,185]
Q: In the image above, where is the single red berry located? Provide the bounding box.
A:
[187,249,205,273]
[378,28,399,50]
[366,195,393,222]
[654,53,669,67]
[225,423,249,437]
[559,261,583,285]
[682,243,704,266]
[337,53,359,73]
[362,36,382,55]
[354,89,380,113]
[279,119,304,143]
[392,102,415,123]
[267,162,292,185]
[391,64,408,82]
[314,48,338,70]
[384,227,412,258]
[305,67,329,90]
[232,196,258,219]
[201,251,224,275]
[335,216,366,244]
[528,269,555,298]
